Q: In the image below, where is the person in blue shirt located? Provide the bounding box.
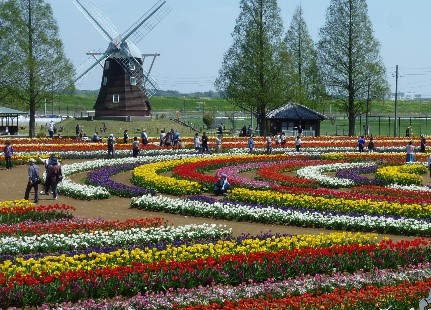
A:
[248,135,255,153]
[357,135,366,152]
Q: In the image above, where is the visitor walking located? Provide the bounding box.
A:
[406,140,415,163]
[194,132,201,151]
[107,134,116,158]
[266,135,272,154]
[159,130,166,146]
[201,132,211,154]
[48,121,55,138]
[248,135,255,153]
[123,130,129,144]
[295,135,302,152]
[420,134,426,153]
[132,137,140,158]
[75,123,80,137]
[47,157,62,200]
[141,129,148,145]
[39,153,60,195]
[3,141,13,170]
[215,134,222,153]
[357,135,366,152]
[367,136,375,152]
[24,158,40,203]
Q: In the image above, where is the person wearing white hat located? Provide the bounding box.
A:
[24,158,40,203]
[107,134,116,158]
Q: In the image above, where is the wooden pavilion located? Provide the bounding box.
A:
[266,102,327,136]
[0,106,28,135]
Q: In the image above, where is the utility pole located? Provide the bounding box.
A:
[394,65,398,137]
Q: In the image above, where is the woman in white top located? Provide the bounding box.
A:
[295,135,302,152]
[194,133,201,151]
[215,134,222,153]
[406,141,415,162]
[159,130,166,146]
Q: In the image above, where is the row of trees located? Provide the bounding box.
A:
[0,0,389,137]
[215,0,389,136]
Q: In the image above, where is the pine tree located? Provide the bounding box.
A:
[0,0,74,137]
[317,0,389,136]
[284,5,326,108]
[215,0,289,136]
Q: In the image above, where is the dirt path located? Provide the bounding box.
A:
[0,159,416,242]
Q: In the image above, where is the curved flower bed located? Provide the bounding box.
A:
[3,137,431,308]
[86,163,157,197]
[131,194,431,236]
[376,163,428,185]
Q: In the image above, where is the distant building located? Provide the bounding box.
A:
[389,92,423,101]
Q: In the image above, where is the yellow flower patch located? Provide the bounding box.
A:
[0,232,378,277]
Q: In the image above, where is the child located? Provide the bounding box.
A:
[248,135,255,153]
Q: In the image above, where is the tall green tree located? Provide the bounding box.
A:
[214,0,289,136]
[284,5,326,108]
[317,0,389,136]
[0,0,74,137]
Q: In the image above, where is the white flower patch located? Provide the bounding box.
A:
[388,183,431,192]
[0,223,231,254]
[296,162,375,187]
[59,153,202,200]
[131,194,431,236]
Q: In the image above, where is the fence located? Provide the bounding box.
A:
[321,115,431,137]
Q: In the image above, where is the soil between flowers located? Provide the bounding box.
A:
[0,159,418,242]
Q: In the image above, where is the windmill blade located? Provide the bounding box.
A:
[121,0,171,45]
[113,50,159,98]
[74,52,109,82]
[73,0,120,42]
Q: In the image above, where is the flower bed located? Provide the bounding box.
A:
[1,137,431,308]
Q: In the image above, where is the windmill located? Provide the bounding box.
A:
[73,0,171,118]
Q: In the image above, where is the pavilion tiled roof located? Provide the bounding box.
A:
[266,102,326,120]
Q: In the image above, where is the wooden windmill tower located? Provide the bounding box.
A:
[73,0,171,118]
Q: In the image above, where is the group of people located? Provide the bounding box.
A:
[159,128,182,147]
[193,132,217,153]
[356,135,376,153]
[24,153,63,203]
[104,129,149,158]
[405,135,427,163]
[264,133,302,154]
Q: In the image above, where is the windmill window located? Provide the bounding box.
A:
[130,77,137,85]
[103,77,107,85]
[105,61,110,70]
[113,94,120,103]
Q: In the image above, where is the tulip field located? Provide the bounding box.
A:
[1,135,431,309]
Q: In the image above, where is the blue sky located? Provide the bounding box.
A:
[47,0,431,96]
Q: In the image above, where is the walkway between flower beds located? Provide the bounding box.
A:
[0,159,415,242]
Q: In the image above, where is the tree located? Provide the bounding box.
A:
[317,0,389,136]
[215,0,289,136]
[284,5,326,107]
[202,113,214,129]
[0,0,74,137]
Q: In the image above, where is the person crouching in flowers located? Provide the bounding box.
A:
[213,174,230,196]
